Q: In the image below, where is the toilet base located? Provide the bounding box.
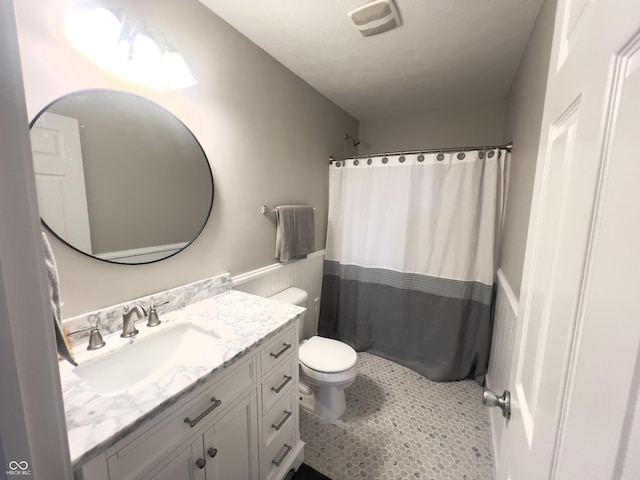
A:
[298,388,315,414]
[298,382,347,420]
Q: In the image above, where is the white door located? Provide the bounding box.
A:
[204,391,259,480]
[142,439,205,480]
[30,111,92,253]
[498,1,640,479]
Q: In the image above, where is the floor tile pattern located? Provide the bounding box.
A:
[299,353,494,480]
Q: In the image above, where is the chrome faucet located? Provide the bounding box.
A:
[121,305,146,338]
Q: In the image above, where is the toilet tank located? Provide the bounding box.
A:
[269,287,309,340]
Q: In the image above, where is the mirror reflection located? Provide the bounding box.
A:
[30,90,213,264]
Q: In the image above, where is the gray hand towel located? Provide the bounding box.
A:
[275,205,315,262]
[42,232,77,366]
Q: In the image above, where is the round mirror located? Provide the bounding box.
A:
[30,90,213,264]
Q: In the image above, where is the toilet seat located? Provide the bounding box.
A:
[299,335,357,373]
[300,362,359,386]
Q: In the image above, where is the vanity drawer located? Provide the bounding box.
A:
[107,357,255,480]
[265,422,297,480]
[262,358,296,414]
[263,392,296,448]
[261,328,295,375]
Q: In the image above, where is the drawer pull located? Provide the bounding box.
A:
[184,397,222,428]
[271,410,293,431]
[271,375,292,394]
[269,342,292,359]
[272,444,292,467]
[195,457,206,469]
[207,447,218,458]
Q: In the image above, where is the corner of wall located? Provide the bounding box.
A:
[499,0,558,299]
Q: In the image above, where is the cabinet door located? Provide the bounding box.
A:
[203,391,259,480]
[141,438,205,480]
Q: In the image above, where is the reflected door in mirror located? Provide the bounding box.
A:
[31,111,92,253]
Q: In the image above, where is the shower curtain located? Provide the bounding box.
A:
[319,149,507,382]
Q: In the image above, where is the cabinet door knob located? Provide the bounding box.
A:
[207,447,218,458]
[195,457,206,469]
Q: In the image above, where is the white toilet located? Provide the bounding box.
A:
[269,287,358,420]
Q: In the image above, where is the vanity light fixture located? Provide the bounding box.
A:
[65,2,197,90]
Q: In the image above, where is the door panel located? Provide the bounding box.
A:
[31,111,92,252]
[499,1,640,479]
[557,0,594,68]
[516,104,580,433]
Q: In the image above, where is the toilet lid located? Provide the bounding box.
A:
[299,336,357,373]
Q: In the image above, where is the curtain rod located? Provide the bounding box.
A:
[329,141,513,163]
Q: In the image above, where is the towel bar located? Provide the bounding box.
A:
[261,205,316,215]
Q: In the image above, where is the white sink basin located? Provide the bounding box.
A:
[73,323,218,396]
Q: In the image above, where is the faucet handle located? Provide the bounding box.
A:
[69,324,106,351]
[87,325,106,350]
[147,301,169,327]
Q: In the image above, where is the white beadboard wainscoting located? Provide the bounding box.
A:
[486,269,519,467]
[231,250,325,339]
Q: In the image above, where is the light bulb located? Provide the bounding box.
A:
[66,7,122,58]
[164,50,198,90]
[130,32,166,88]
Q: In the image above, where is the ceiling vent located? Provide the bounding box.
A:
[348,0,401,37]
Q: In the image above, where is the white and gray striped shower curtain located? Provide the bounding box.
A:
[319,149,507,382]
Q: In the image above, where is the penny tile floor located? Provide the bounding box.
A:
[299,353,494,480]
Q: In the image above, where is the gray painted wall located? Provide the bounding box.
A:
[15,0,358,317]
[357,100,507,154]
[500,0,558,297]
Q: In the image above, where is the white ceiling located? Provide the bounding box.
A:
[198,0,544,120]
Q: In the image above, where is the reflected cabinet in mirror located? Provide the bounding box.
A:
[30,90,213,264]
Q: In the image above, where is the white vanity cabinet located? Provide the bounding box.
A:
[140,391,258,480]
[73,322,303,480]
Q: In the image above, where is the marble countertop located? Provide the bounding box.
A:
[60,290,304,469]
